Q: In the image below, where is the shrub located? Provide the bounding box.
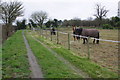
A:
[102,24,113,29]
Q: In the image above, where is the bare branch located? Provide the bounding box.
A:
[94,4,109,20]
[1,1,24,25]
[31,11,48,27]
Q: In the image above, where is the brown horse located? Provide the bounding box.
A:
[73,27,99,44]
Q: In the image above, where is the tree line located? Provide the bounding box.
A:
[0,0,120,40]
[61,17,120,29]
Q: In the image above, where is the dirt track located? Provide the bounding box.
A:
[31,35,91,78]
[23,31,44,78]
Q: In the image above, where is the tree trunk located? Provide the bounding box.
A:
[5,24,13,38]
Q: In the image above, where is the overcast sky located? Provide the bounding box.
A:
[3,0,120,20]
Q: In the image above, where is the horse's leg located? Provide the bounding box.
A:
[96,39,99,44]
[93,39,95,44]
[77,37,80,42]
[73,36,76,41]
[76,37,78,41]
[83,38,85,44]
[85,38,88,44]
[96,33,99,44]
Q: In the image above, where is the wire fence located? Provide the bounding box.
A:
[33,28,119,72]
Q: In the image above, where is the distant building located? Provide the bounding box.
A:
[118,1,120,18]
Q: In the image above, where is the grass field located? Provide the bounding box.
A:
[25,31,82,78]
[37,27,119,72]
[2,29,118,78]
[2,30,30,78]
[29,30,118,78]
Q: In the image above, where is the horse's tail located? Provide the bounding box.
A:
[97,32,99,44]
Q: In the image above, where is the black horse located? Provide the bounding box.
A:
[51,27,56,35]
[73,27,99,44]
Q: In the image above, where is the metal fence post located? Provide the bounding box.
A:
[87,37,90,59]
[68,33,70,50]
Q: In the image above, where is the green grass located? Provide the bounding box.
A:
[0,45,2,79]
[52,27,118,72]
[25,31,82,78]
[31,31,118,78]
[2,30,30,78]
[53,48,118,78]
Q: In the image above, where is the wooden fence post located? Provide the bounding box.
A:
[51,31,52,41]
[46,30,47,39]
[49,30,51,40]
[42,30,44,38]
[39,28,40,36]
[68,33,70,50]
[42,29,43,37]
[40,29,42,37]
[44,30,46,39]
[87,37,90,59]
[43,30,45,38]
[57,30,59,44]
[40,28,42,36]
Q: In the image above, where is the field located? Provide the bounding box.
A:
[25,31,82,78]
[2,29,118,78]
[27,30,118,78]
[38,27,119,72]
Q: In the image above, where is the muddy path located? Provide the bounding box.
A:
[22,31,44,78]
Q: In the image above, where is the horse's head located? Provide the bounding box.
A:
[72,26,76,32]
[74,28,83,35]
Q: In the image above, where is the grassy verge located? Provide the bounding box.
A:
[32,31,118,78]
[2,30,30,78]
[53,48,118,78]
[0,45,2,79]
[25,31,82,78]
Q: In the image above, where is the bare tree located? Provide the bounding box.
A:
[31,11,48,28]
[0,0,2,19]
[1,1,24,37]
[1,1,23,25]
[94,4,109,26]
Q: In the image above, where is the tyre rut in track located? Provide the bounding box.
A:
[23,31,44,78]
[31,35,91,78]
